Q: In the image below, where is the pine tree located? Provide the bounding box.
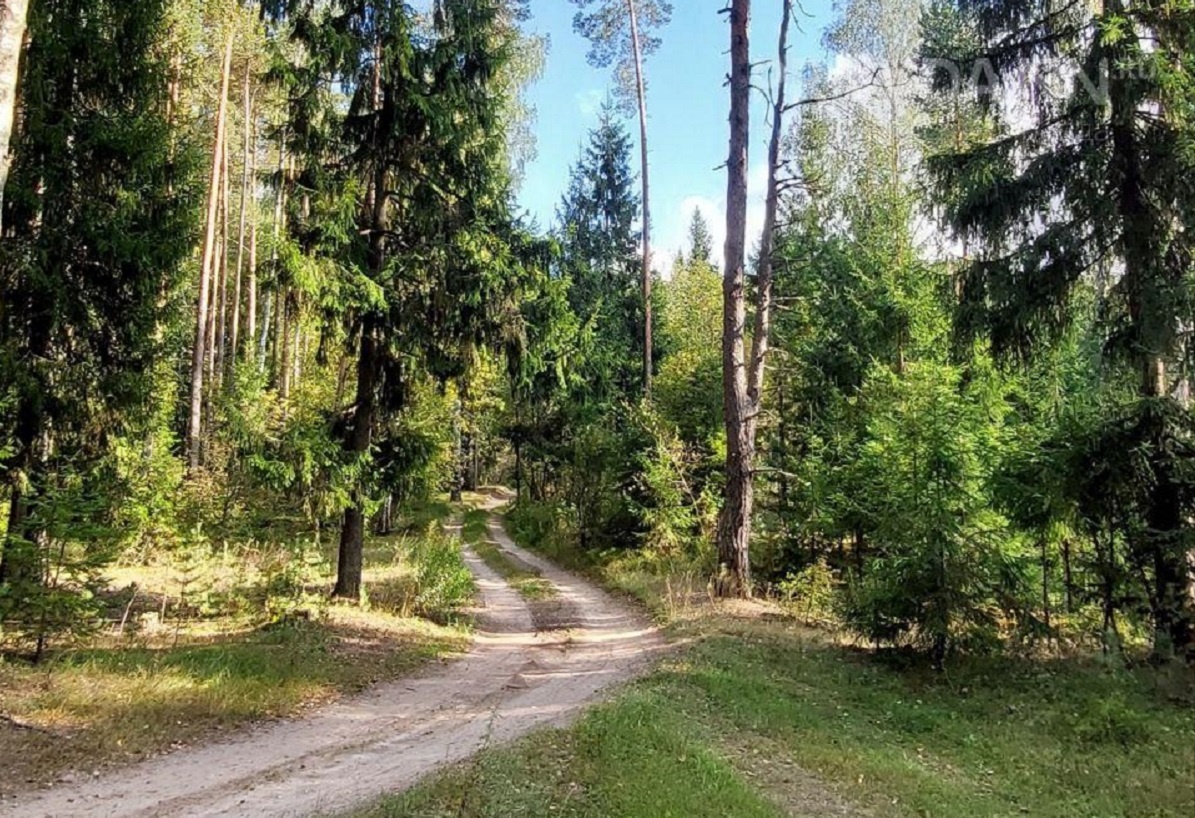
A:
[571,0,673,399]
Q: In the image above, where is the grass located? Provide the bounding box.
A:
[0,498,472,794]
[461,508,491,546]
[347,500,1195,818]
[344,617,1195,818]
[461,507,557,602]
[504,502,708,621]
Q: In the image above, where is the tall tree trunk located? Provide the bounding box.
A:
[230,73,253,374]
[186,34,235,471]
[626,0,653,400]
[747,0,790,415]
[291,314,302,389]
[717,0,791,598]
[214,127,231,389]
[247,195,258,351]
[0,383,42,587]
[335,33,389,603]
[334,316,378,601]
[718,0,753,598]
[259,129,287,368]
[0,0,29,228]
[276,288,290,395]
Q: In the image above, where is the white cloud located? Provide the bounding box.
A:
[575,88,604,121]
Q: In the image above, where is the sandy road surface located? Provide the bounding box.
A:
[2,509,663,818]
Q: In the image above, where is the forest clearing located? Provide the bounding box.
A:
[1,0,1194,816]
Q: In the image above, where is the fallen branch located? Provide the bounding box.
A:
[1,712,59,736]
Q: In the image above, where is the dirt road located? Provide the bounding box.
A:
[2,510,663,818]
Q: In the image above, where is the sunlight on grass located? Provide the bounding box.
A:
[340,620,1195,818]
[0,500,470,794]
[471,540,557,601]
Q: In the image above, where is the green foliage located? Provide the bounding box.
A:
[839,362,1025,659]
[777,560,836,626]
[923,0,1195,656]
[0,0,198,651]
[556,105,644,400]
[410,534,475,621]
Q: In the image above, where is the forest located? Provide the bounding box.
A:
[0,1,1192,816]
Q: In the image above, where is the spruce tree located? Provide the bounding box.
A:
[0,0,196,641]
[687,208,713,265]
[556,105,642,402]
[270,0,527,600]
[924,0,1195,657]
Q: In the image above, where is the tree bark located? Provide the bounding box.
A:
[230,72,253,374]
[717,0,753,598]
[0,0,29,229]
[626,0,653,400]
[214,124,232,388]
[747,0,790,415]
[259,129,287,369]
[0,383,42,588]
[247,197,258,351]
[276,287,290,395]
[717,0,791,598]
[334,315,378,601]
[186,34,235,471]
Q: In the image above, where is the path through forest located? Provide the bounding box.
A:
[2,498,664,818]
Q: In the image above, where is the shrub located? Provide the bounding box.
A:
[411,534,474,620]
[778,560,837,626]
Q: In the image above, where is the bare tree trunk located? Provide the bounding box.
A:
[334,321,377,601]
[230,73,253,374]
[0,0,29,228]
[291,313,302,388]
[747,0,790,415]
[717,0,753,598]
[186,34,235,471]
[277,289,290,397]
[626,0,653,400]
[214,126,232,389]
[247,197,258,351]
[259,129,287,369]
[717,0,792,598]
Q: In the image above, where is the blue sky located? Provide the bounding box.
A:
[515,0,837,266]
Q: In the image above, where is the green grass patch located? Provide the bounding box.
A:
[345,685,783,818]
[396,497,454,535]
[343,619,1195,818]
[461,509,490,545]
[471,540,557,601]
[1,515,473,794]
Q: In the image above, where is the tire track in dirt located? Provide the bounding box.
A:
[1,505,664,818]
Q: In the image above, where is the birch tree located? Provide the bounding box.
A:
[0,0,29,224]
